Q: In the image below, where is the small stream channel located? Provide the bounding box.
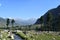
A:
[14,34,23,40]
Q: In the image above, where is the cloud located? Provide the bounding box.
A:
[0,3,2,7]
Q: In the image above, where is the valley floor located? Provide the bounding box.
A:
[0,30,60,40]
[16,31,60,40]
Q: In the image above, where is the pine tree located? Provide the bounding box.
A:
[11,19,15,27]
[40,16,44,31]
[46,12,53,31]
[6,18,10,28]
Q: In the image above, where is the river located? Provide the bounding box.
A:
[14,34,23,40]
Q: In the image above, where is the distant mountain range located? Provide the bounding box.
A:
[15,18,37,25]
[0,17,37,27]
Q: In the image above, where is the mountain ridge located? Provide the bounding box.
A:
[35,5,60,24]
[0,17,37,27]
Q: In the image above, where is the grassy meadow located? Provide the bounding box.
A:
[16,31,60,40]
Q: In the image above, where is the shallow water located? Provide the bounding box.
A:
[14,34,23,40]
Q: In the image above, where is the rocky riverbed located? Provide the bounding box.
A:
[0,30,23,40]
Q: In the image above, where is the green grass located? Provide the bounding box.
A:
[32,33,60,40]
[0,30,60,40]
[16,32,31,40]
[0,30,11,40]
[17,31,60,40]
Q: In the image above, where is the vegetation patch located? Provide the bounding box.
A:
[16,31,60,40]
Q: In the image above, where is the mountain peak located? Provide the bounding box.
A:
[57,5,60,8]
[35,5,60,24]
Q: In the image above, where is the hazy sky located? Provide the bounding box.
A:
[0,0,60,19]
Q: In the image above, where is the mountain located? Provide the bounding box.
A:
[35,5,60,31]
[15,18,37,25]
[0,17,37,27]
[35,5,60,24]
[0,17,6,27]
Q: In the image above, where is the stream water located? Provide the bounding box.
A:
[14,34,23,40]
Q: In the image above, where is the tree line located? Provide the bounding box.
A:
[39,12,60,31]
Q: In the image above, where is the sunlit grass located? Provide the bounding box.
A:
[0,30,11,40]
[17,31,60,40]
[0,30,60,40]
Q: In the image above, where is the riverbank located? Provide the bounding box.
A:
[16,32,31,40]
[16,31,60,40]
[0,30,23,40]
[0,30,11,40]
[0,30,60,40]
